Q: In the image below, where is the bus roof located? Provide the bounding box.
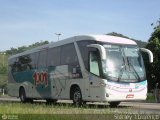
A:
[9,35,137,59]
[75,35,137,45]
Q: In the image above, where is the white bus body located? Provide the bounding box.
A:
[8,35,153,106]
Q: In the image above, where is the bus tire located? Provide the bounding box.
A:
[109,101,120,108]
[19,87,27,103]
[72,87,82,106]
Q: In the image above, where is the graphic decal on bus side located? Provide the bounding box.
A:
[33,71,48,87]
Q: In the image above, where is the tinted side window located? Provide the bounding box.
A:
[10,58,17,72]
[48,47,61,66]
[38,49,48,68]
[19,55,32,71]
[61,43,82,78]
[61,43,78,65]
[30,52,39,69]
[12,55,32,72]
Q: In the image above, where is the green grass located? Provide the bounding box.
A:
[0,102,113,114]
[0,102,153,120]
[0,102,114,120]
[0,102,136,120]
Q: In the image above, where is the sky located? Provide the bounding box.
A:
[0,0,160,51]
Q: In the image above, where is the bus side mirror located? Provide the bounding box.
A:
[87,44,106,60]
[140,48,153,63]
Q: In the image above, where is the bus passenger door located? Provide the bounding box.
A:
[49,66,58,98]
[88,51,102,100]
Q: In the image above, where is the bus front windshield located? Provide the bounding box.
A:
[103,44,146,82]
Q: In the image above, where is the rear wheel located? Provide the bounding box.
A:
[19,88,27,103]
[72,87,83,106]
[109,101,121,108]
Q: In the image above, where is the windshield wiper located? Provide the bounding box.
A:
[127,57,141,81]
[118,57,126,82]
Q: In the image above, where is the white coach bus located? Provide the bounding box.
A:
[8,35,153,107]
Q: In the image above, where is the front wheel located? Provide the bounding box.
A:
[72,87,83,106]
[109,101,121,108]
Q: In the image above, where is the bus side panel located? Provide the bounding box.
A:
[48,43,83,100]
[32,68,52,99]
[49,65,84,100]
[7,83,20,97]
[8,65,20,97]
[8,66,52,99]
[49,65,70,99]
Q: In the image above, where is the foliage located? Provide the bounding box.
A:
[5,40,49,55]
[146,26,160,91]
[0,64,7,74]
[0,54,8,88]
[0,64,7,88]
[0,75,7,88]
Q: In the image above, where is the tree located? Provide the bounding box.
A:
[0,64,7,74]
[6,40,49,55]
[146,24,160,91]
[0,40,49,89]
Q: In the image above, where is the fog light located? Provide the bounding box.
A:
[106,93,109,97]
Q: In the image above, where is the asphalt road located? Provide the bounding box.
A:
[0,97,160,114]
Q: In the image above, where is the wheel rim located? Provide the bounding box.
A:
[73,90,81,103]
